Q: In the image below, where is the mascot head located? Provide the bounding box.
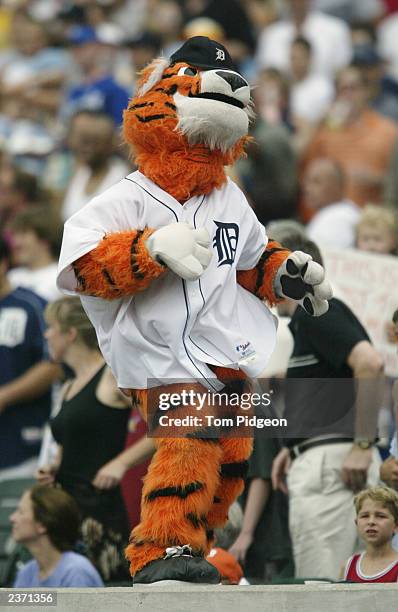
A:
[123,37,253,201]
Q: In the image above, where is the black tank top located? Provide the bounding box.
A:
[51,365,130,486]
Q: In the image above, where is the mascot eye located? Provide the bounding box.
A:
[177,66,198,77]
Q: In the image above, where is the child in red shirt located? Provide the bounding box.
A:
[340,486,398,582]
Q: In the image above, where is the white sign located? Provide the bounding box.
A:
[323,248,398,377]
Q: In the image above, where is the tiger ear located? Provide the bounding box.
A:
[137,58,171,96]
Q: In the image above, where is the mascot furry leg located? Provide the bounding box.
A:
[125,388,253,583]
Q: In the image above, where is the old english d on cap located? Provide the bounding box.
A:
[170,36,235,71]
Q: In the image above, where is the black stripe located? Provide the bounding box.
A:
[200,514,208,527]
[72,263,86,291]
[258,247,286,265]
[131,230,142,251]
[220,461,249,478]
[206,529,214,542]
[129,102,155,109]
[102,268,116,286]
[186,513,209,530]
[188,91,244,109]
[130,230,147,280]
[185,428,220,443]
[186,513,201,529]
[146,481,204,501]
[254,247,285,295]
[213,496,221,504]
[254,250,270,295]
[135,113,170,123]
[153,85,177,95]
[165,101,177,111]
[131,263,146,280]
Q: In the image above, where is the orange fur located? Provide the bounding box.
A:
[124,381,254,575]
[237,240,291,306]
[236,268,258,295]
[126,435,254,574]
[74,228,166,299]
[125,543,166,577]
[126,438,223,574]
[206,479,245,534]
[206,437,253,531]
[210,365,247,382]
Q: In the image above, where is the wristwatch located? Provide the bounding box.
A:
[353,439,373,450]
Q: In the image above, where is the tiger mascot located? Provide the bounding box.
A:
[57,36,332,584]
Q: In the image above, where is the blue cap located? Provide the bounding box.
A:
[68,25,98,46]
[352,44,383,66]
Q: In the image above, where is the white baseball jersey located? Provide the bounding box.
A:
[57,170,277,389]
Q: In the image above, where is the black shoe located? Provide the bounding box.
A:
[133,546,220,585]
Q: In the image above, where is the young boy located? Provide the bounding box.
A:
[356,204,398,255]
[340,486,398,582]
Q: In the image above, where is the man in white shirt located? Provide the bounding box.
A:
[304,157,360,248]
[378,13,398,81]
[289,36,334,123]
[62,110,130,221]
[256,0,352,78]
[313,0,383,22]
[8,205,64,301]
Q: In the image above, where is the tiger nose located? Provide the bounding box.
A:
[215,71,249,92]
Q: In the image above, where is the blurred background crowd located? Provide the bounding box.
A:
[1,0,398,589]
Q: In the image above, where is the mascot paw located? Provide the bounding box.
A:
[146,222,212,281]
[274,251,333,316]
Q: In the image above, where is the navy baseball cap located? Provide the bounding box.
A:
[170,36,234,71]
[68,25,98,46]
[352,44,383,66]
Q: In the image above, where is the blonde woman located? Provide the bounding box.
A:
[37,297,154,581]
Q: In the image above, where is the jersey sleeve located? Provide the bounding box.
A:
[57,183,141,294]
[236,197,268,271]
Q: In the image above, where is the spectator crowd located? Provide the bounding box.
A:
[1,0,398,588]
